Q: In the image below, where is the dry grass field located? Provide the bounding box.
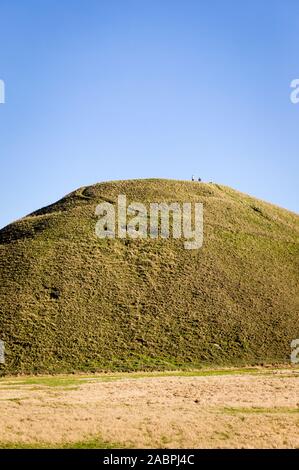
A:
[0,367,298,449]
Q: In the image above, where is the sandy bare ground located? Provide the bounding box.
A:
[0,369,298,448]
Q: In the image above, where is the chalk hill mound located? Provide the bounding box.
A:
[0,179,298,374]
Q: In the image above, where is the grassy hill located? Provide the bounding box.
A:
[0,179,298,375]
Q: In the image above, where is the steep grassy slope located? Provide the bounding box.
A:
[0,179,298,374]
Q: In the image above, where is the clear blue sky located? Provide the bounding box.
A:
[0,0,298,228]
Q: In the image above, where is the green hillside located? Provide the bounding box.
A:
[0,179,298,375]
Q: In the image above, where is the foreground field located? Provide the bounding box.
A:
[0,368,298,448]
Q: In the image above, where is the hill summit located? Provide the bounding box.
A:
[0,179,298,374]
